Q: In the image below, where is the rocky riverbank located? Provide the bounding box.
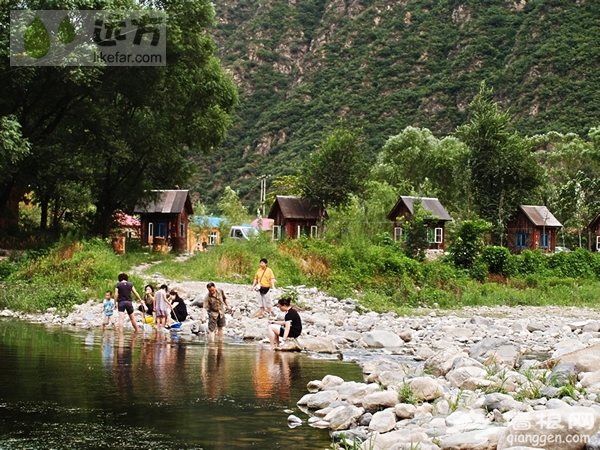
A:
[3,277,600,449]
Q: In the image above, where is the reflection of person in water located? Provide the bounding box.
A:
[102,334,114,370]
[252,347,297,400]
[201,341,225,401]
[114,332,138,400]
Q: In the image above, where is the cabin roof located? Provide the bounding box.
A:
[268,196,322,220]
[387,196,452,221]
[133,190,193,215]
[519,205,562,227]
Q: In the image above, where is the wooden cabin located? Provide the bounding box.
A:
[134,190,194,252]
[268,196,324,239]
[507,205,562,254]
[386,196,453,250]
[115,212,141,239]
[190,216,225,251]
[587,213,600,252]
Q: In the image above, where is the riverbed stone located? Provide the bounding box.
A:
[394,403,417,419]
[469,337,521,368]
[408,377,443,401]
[297,336,339,353]
[483,393,527,413]
[369,408,397,433]
[305,390,339,409]
[424,345,465,377]
[440,427,505,450]
[362,330,404,348]
[362,390,401,413]
[329,405,365,431]
[497,406,600,450]
[547,342,600,373]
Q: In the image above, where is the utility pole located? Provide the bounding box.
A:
[257,174,270,217]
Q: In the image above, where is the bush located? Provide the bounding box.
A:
[470,257,488,282]
[481,246,510,274]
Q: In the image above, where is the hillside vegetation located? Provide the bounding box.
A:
[196,0,600,207]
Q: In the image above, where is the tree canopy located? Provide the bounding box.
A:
[0,0,238,237]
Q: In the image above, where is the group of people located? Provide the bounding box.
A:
[102,259,302,350]
[102,273,188,332]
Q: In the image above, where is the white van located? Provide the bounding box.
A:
[229,226,259,240]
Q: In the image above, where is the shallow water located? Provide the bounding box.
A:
[0,320,364,449]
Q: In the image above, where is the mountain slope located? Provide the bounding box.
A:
[193,0,600,209]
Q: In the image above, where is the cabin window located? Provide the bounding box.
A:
[393,227,403,242]
[180,222,185,237]
[272,226,282,241]
[209,231,218,245]
[540,233,549,249]
[126,230,133,239]
[427,228,443,244]
[158,222,167,238]
[596,235,600,251]
[516,232,527,249]
[310,226,318,238]
[148,223,154,241]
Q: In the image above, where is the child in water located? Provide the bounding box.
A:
[101,290,115,331]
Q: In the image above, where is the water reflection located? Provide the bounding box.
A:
[0,321,363,449]
[202,340,227,400]
[253,348,300,401]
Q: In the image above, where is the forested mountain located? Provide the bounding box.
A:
[195,0,600,208]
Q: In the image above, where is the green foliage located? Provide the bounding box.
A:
[1,0,238,237]
[481,246,510,274]
[399,202,434,262]
[0,236,153,313]
[300,121,369,213]
[456,82,544,241]
[450,219,493,269]
[218,186,249,225]
[398,383,417,405]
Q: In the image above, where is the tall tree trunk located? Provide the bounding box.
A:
[40,196,48,230]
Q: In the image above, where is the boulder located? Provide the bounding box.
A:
[368,408,397,433]
[328,405,364,431]
[321,375,344,390]
[362,390,400,413]
[394,403,417,419]
[469,337,521,368]
[424,345,465,377]
[408,377,443,401]
[440,427,505,450]
[297,336,339,353]
[446,366,488,390]
[362,330,404,348]
[497,406,600,450]
[306,390,340,409]
[546,342,600,373]
[483,393,527,413]
[361,430,429,450]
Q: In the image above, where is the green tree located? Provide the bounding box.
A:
[218,186,248,225]
[0,116,30,224]
[300,121,369,230]
[449,219,492,269]
[0,0,238,237]
[456,82,543,244]
[399,202,434,262]
[375,126,471,217]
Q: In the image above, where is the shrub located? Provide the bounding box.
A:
[481,246,510,274]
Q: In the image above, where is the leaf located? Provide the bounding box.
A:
[24,16,51,59]
[57,15,76,45]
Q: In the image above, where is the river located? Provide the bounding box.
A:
[0,320,364,449]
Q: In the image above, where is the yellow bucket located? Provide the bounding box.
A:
[144,316,154,326]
